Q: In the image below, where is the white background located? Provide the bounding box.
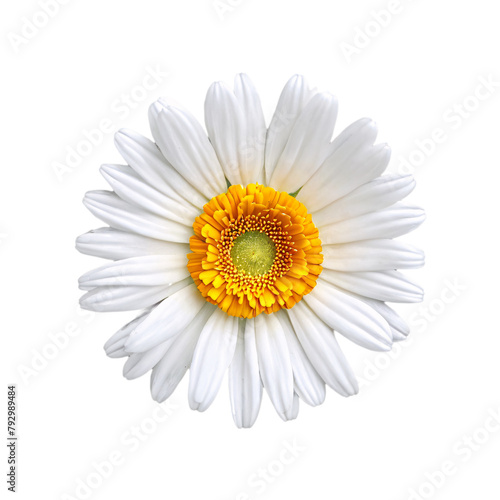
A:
[2,1,500,499]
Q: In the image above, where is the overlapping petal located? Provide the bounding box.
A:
[151,303,214,402]
[277,310,326,406]
[83,190,191,243]
[100,164,199,225]
[188,308,238,412]
[287,301,358,396]
[310,173,416,227]
[114,128,208,210]
[125,283,205,352]
[205,74,266,186]
[148,102,226,199]
[264,75,317,183]
[268,92,338,193]
[304,280,393,351]
[228,319,263,428]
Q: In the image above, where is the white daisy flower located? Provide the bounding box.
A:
[77,74,424,427]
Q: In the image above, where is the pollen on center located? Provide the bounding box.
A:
[231,231,276,276]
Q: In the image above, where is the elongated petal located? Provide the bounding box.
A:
[277,310,325,407]
[125,284,205,352]
[269,92,338,193]
[322,239,425,272]
[234,75,266,181]
[265,75,316,183]
[205,74,266,185]
[149,103,226,199]
[79,255,189,288]
[104,309,151,358]
[229,319,263,428]
[355,296,410,341]
[76,228,189,261]
[304,280,392,351]
[299,132,391,213]
[318,203,425,244]
[100,164,199,225]
[254,313,294,416]
[151,303,214,402]
[80,281,188,312]
[205,81,248,185]
[319,269,423,303]
[287,302,358,396]
[278,392,300,422]
[298,119,382,211]
[83,190,191,243]
[114,128,207,209]
[189,309,238,411]
[311,174,416,227]
[123,339,174,380]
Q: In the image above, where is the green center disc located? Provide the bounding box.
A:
[230,231,276,276]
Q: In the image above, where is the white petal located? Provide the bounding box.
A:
[149,103,226,199]
[100,164,199,225]
[79,255,189,288]
[114,128,208,209]
[391,329,408,342]
[278,392,300,422]
[355,296,410,341]
[304,280,392,351]
[287,302,358,396]
[320,285,411,342]
[318,203,425,245]
[277,310,325,407]
[322,239,425,272]
[265,75,316,183]
[234,75,267,177]
[188,309,238,412]
[228,319,263,428]
[299,124,390,213]
[205,74,266,185]
[123,339,174,380]
[254,313,294,416]
[151,303,214,402]
[80,281,188,312]
[311,174,416,227]
[204,81,247,185]
[319,269,423,303]
[83,190,192,243]
[268,92,338,193]
[125,283,206,352]
[104,309,151,358]
[76,228,189,261]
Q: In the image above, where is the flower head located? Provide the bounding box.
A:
[77,74,424,427]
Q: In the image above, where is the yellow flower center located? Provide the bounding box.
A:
[187,184,323,318]
[230,230,276,276]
